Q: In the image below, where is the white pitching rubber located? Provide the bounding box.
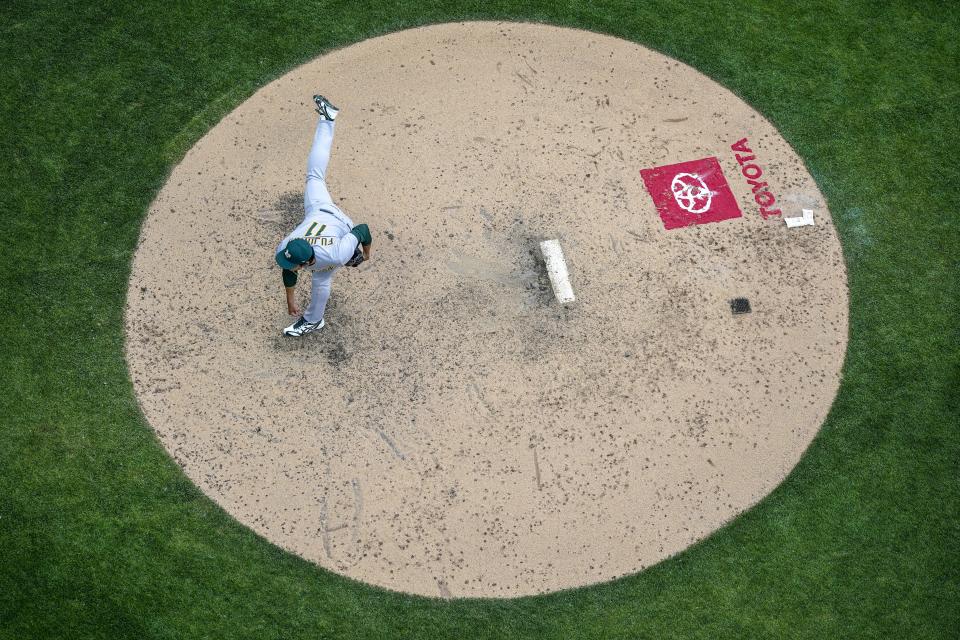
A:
[539,239,576,304]
[785,208,815,228]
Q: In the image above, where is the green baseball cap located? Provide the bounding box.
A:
[275,238,314,270]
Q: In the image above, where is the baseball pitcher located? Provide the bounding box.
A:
[275,95,372,337]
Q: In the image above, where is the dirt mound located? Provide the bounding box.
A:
[126,22,848,598]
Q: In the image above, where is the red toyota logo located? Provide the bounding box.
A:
[641,157,742,230]
[670,172,714,214]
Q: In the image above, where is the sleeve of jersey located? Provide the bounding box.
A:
[282,269,298,288]
[349,224,372,246]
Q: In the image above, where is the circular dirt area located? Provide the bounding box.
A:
[126,22,848,598]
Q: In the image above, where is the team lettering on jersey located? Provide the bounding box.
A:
[303,221,336,246]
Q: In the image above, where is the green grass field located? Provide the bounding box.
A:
[1,1,957,638]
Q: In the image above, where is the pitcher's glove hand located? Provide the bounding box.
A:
[345,245,365,267]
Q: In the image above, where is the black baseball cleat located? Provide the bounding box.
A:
[283,316,325,337]
[313,95,339,121]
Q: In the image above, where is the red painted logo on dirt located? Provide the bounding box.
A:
[640,157,742,230]
[730,138,783,219]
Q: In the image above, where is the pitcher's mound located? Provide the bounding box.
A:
[126,22,848,598]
